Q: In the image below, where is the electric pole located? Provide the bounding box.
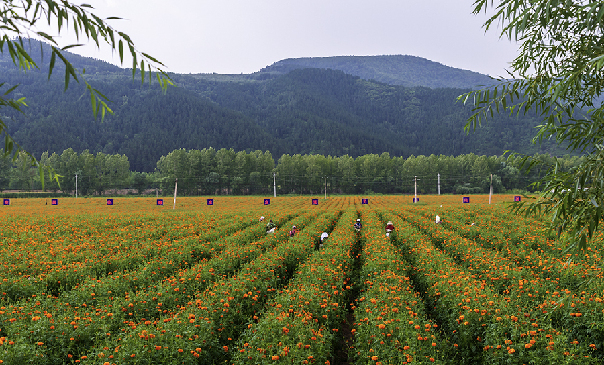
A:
[437,173,440,195]
[414,176,419,202]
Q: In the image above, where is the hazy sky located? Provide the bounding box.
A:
[45,0,518,77]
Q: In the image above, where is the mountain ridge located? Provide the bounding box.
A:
[255,55,496,89]
[0,40,566,172]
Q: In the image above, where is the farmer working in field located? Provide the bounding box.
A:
[319,232,328,248]
[266,219,276,233]
[354,219,362,232]
[385,221,395,237]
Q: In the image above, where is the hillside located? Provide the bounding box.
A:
[254,55,496,89]
[0,41,567,171]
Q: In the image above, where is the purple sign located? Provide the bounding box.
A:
[3,199,9,206]
[264,199,270,205]
[51,199,58,205]
[362,199,369,204]
[156,199,164,206]
[514,196,521,202]
[207,199,214,205]
[107,199,114,206]
[413,198,419,203]
[463,197,470,204]
[312,199,319,205]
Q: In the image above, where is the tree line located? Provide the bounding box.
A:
[0,148,583,196]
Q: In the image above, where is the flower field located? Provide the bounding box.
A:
[0,195,602,364]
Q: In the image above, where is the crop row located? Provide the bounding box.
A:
[0,199,326,363]
[397,206,604,357]
[352,209,443,364]
[230,208,356,364]
[78,210,342,364]
[386,213,587,364]
[1,196,603,364]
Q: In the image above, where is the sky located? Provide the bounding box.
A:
[41,0,519,77]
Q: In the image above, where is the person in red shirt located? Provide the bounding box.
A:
[385,221,395,237]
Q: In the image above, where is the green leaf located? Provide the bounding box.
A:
[140,59,145,84]
[118,39,124,63]
[48,51,56,80]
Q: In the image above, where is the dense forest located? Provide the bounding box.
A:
[0,40,571,173]
[0,148,582,196]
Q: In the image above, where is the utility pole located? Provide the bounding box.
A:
[75,173,78,198]
[414,176,418,202]
[273,172,276,198]
[437,173,441,195]
[489,174,493,204]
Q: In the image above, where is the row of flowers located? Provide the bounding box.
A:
[230,208,355,364]
[386,213,588,364]
[0,209,264,302]
[0,201,313,363]
[402,205,604,359]
[435,205,603,286]
[77,209,342,364]
[352,209,444,364]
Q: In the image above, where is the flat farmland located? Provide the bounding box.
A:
[0,196,602,364]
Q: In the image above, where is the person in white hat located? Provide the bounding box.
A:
[353,219,362,232]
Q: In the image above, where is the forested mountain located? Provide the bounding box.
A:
[255,55,496,89]
[0,40,567,172]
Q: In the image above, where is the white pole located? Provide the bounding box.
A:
[75,173,78,198]
[437,173,440,195]
[489,174,493,204]
[173,178,178,210]
[414,176,417,202]
[273,172,276,198]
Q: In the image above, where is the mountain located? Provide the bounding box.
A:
[254,55,497,89]
[0,41,567,172]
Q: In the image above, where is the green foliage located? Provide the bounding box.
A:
[0,0,171,188]
[0,148,584,195]
[0,55,571,172]
[461,0,604,248]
